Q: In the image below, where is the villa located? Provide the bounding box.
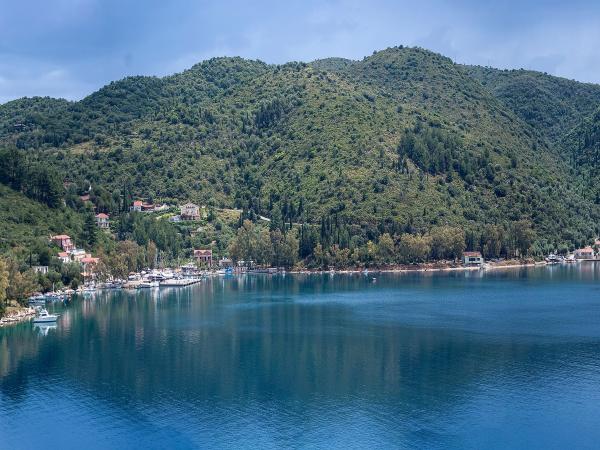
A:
[193,249,213,267]
[51,234,74,252]
[180,203,200,220]
[95,213,110,229]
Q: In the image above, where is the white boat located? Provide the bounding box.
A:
[28,293,46,305]
[33,308,58,323]
[159,277,200,287]
[138,280,159,288]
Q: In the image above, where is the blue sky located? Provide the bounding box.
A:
[1,0,599,103]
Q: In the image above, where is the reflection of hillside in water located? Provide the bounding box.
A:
[1,267,600,412]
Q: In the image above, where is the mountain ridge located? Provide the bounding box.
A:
[1,46,599,251]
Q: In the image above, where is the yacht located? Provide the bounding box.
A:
[138,280,159,288]
[33,308,58,323]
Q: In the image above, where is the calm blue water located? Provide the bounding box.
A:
[2,265,600,449]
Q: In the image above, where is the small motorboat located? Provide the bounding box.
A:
[28,293,46,306]
[32,308,58,323]
[138,280,159,288]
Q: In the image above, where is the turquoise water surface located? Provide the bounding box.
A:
[2,265,600,449]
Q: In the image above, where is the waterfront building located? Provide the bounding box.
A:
[462,251,484,265]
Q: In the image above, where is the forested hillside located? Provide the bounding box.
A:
[1,46,600,265]
[465,66,600,146]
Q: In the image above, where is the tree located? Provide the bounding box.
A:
[255,228,274,266]
[429,226,465,260]
[313,243,328,268]
[398,234,431,264]
[146,241,158,269]
[376,233,395,265]
[6,259,39,304]
[83,209,98,248]
[0,258,9,314]
[510,220,536,258]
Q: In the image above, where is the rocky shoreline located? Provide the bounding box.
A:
[0,307,37,328]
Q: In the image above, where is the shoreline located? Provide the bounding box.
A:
[0,306,37,328]
[288,259,544,275]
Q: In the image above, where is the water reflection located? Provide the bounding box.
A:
[1,265,600,448]
[34,323,57,337]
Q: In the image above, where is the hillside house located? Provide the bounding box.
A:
[32,265,48,274]
[70,249,87,262]
[180,203,200,220]
[130,200,143,212]
[462,251,484,266]
[81,256,100,280]
[95,213,110,229]
[141,202,155,212]
[193,249,213,267]
[218,257,233,268]
[575,247,594,260]
[51,235,74,252]
[58,252,70,264]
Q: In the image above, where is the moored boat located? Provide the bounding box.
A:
[32,308,58,323]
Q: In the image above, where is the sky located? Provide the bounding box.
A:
[1,0,600,103]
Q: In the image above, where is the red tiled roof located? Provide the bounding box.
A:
[80,257,99,264]
[51,234,71,240]
[58,252,69,257]
[133,200,143,206]
[463,251,482,257]
[95,213,109,219]
[194,249,212,256]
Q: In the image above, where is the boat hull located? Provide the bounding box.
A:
[33,317,58,323]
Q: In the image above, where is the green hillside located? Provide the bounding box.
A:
[0,184,83,253]
[1,46,600,259]
[465,65,600,146]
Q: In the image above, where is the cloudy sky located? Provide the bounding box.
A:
[1,0,599,103]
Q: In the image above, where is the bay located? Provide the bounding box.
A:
[2,265,600,449]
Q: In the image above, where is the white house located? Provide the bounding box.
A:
[130,200,143,212]
[57,252,70,264]
[463,251,484,266]
[95,213,110,229]
[32,265,48,274]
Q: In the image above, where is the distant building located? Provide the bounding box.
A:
[57,252,70,264]
[462,251,484,266]
[575,247,594,260]
[70,249,87,262]
[154,203,169,212]
[95,213,110,229]
[130,200,143,212]
[218,257,233,268]
[79,194,91,203]
[51,235,74,252]
[32,265,48,274]
[180,203,200,220]
[193,249,213,267]
[141,202,155,212]
[81,256,100,279]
